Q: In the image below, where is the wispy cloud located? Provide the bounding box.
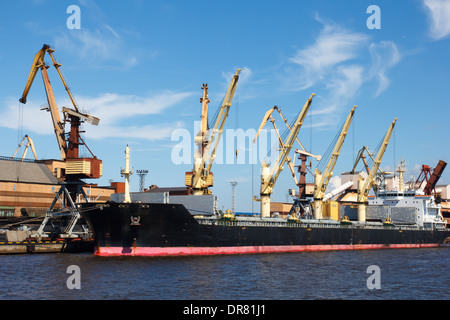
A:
[0,90,194,142]
[53,24,144,69]
[284,21,401,129]
[75,91,193,125]
[369,41,401,97]
[423,0,450,40]
[288,25,369,91]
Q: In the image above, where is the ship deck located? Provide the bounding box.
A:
[194,215,447,232]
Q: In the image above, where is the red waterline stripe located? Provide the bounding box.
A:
[94,243,442,256]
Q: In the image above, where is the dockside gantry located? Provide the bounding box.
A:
[19,44,102,238]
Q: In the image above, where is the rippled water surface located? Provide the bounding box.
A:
[0,248,448,300]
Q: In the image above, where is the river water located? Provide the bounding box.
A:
[0,247,448,301]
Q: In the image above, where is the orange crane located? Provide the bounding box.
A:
[19,44,102,238]
[19,44,102,180]
[415,160,447,196]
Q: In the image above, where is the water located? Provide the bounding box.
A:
[0,248,448,300]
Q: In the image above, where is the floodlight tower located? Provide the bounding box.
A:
[137,169,149,192]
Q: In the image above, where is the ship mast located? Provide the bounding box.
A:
[121,145,133,203]
[397,158,406,192]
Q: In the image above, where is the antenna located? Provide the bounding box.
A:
[230,181,238,214]
[137,169,149,192]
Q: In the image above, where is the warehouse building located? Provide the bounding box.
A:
[0,157,117,217]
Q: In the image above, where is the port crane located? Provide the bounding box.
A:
[253,106,319,188]
[185,69,241,195]
[19,44,101,238]
[351,145,394,191]
[255,94,315,217]
[19,44,101,179]
[356,118,397,221]
[415,160,447,197]
[12,135,38,161]
[253,104,321,219]
[312,105,357,219]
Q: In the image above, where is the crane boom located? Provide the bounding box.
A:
[259,93,315,217]
[313,105,357,219]
[415,160,447,195]
[47,48,80,112]
[253,106,308,186]
[186,69,241,195]
[357,118,397,221]
[205,69,241,174]
[265,94,314,190]
[13,135,38,161]
[19,44,49,104]
[357,118,397,203]
[19,44,67,160]
[351,146,371,174]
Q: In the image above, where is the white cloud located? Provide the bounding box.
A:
[369,41,401,97]
[0,98,54,135]
[53,24,144,69]
[0,90,194,142]
[75,91,193,125]
[423,0,450,40]
[288,25,369,91]
[285,22,401,129]
[88,122,185,141]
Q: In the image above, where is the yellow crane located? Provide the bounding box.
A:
[253,106,315,187]
[12,135,38,161]
[357,118,397,221]
[351,145,394,193]
[256,94,315,217]
[313,105,357,219]
[185,69,241,195]
[19,44,101,179]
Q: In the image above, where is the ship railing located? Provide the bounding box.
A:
[195,217,437,231]
[0,156,38,163]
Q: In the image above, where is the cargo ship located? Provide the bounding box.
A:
[78,106,450,256]
[79,80,450,256]
[79,195,450,257]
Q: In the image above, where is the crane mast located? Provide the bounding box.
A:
[185,69,241,195]
[258,93,315,217]
[357,118,397,221]
[313,105,357,219]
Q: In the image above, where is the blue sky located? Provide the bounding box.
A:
[0,0,449,213]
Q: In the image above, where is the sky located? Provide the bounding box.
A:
[0,0,449,213]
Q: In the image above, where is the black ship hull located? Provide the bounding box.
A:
[80,202,450,256]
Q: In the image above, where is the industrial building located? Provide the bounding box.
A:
[0,157,117,217]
